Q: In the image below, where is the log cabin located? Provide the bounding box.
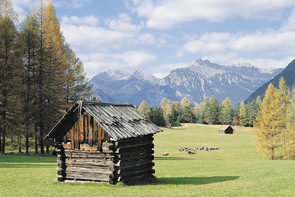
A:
[44,101,162,184]
[219,125,234,134]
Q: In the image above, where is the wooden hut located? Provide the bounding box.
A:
[219,125,234,134]
[44,101,162,184]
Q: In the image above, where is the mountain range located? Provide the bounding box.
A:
[90,59,283,106]
[246,59,295,103]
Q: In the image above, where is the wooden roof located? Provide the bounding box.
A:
[44,101,162,141]
[219,125,233,131]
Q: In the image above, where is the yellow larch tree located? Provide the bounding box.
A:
[239,101,247,126]
[253,83,281,160]
[276,77,290,159]
[285,87,295,159]
[160,97,172,119]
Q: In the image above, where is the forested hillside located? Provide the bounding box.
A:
[0,0,92,155]
[246,59,295,103]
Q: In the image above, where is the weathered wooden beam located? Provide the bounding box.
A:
[66,166,114,173]
[70,127,74,150]
[116,139,154,149]
[98,124,102,151]
[65,173,112,182]
[120,171,154,183]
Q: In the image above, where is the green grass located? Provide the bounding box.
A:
[1,124,295,196]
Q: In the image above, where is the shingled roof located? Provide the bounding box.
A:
[44,101,162,141]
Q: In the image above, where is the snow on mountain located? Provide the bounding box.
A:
[90,59,283,106]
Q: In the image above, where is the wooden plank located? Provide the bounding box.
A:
[119,160,154,169]
[88,114,93,145]
[120,171,154,183]
[83,114,86,143]
[117,166,154,177]
[66,161,115,168]
[116,139,154,149]
[65,173,112,182]
[66,166,114,173]
[98,124,102,151]
[102,128,105,141]
[64,150,114,158]
[79,116,84,143]
[70,127,74,150]
[75,122,79,150]
[93,118,97,145]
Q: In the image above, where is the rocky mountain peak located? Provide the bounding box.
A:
[90,59,285,106]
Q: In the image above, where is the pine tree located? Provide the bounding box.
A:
[253,83,280,160]
[181,103,197,123]
[34,0,46,154]
[200,97,210,124]
[19,14,40,155]
[0,1,19,154]
[239,101,247,126]
[153,106,166,127]
[63,42,93,104]
[33,0,67,154]
[219,97,234,125]
[247,100,258,127]
[207,96,220,124]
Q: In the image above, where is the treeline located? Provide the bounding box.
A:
[253,77,295,160]
[0,0,92,154]
[137,95,260,128]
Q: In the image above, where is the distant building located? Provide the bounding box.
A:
[219,125,234,134]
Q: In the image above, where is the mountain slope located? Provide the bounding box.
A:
[90,59,283,106]
[245,59,295,103]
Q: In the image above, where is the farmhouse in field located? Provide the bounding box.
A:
[44,101,162,184]
[219,125,234,134]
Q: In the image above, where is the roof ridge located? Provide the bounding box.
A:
[81,101,133,106]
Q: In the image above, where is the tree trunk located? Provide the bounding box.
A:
[35,125,38,154]
[271,147,274,160]
[40,125,44,154]
[46,145,49,155]
[1,128,5,154]
[0,129,2,152]
[26,134,29,155]
[18,134,22,154]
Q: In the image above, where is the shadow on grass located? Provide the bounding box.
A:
[154,156,193,160]
[124,176,239,186]
[157,176,239,185]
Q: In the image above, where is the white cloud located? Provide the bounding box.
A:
[129,0,295,29]
[107,13,141,33]
[61,13,164,52]
[182,23,295,65]
[11,0,35,21]
[62,15,99,26]
[281,10,295,31]
[79,51,158,78]
[184,40,226,54]
[228,31,295,55]
[53,0,89,8]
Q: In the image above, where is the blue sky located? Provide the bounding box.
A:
[11,0,295,78]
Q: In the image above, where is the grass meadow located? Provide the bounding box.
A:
[1,124,295,196]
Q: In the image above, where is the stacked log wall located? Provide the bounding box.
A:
[56,112,156,184]
[111,134,155,184]
[55,134,155,184]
